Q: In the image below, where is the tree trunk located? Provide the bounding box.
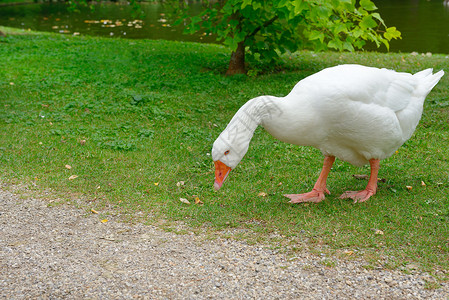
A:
[225,41,246,76]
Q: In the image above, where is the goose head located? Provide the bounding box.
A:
[211,96,276,190]
[212,126,252,190]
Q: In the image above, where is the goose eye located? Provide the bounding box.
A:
[224,150,230,155]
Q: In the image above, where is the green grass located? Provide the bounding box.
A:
[1,26,448,277]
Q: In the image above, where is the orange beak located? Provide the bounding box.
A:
[214,160,232,190]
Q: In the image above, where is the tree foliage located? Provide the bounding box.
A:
[171,0,401,74]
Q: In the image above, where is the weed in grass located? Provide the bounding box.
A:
[319,258,337,268]
[424,280,441,290]
[0,26,448,276]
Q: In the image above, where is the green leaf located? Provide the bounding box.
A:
[353,39,366,49]
[360,15,377,30]
[352,28,365,38]
[191,15,202,25]
[384,26,402,40]
[333,23,348,35]
[277,0,289,8]
[241,0,252,9]
[316,5,332,20]
[360,0,377,11]
[293,0,306,15]
[328,39,342,50]
[252,2,262,10]
[221,1,233,14]
[229,19,240,27]
[371,12,386,27]
[308,30,324,42]
[342,40,355,52]
[381,38,390,51]
[339,0,356,10]
[368,32,381,47]
[234,30,247,43]
[224,36,239,51]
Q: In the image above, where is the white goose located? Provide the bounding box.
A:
[212,64,444,203]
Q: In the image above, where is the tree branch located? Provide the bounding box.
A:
[247,15,279,39]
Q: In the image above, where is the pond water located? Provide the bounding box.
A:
[374,0,449,54]
[0,0,449,54]
[0,2,217,43]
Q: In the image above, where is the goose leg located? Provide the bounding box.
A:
[285,156,335,203]
[339,159,379,203]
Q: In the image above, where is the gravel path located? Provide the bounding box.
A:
[0,187,448,299]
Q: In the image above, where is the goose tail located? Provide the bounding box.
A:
[415,68,444,96]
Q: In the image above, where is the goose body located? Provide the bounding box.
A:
[212,64,444,203]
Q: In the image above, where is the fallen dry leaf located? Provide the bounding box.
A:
[65,164,72,170]
[101,219,108,223]
[421,181,426,187]
[375,229,384,235]
[154,182,159,186]
[91,209,99,214]
[68,175,78,180]
[176,181,185,187]
[406,186,413,191]
[180,198,190,205]
[194,197,203,205]
[258,192,268,197]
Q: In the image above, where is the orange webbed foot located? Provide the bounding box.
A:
[339,189,375,203]
[284,188,330,203]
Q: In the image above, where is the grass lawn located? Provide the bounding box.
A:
[0,26,448,278]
